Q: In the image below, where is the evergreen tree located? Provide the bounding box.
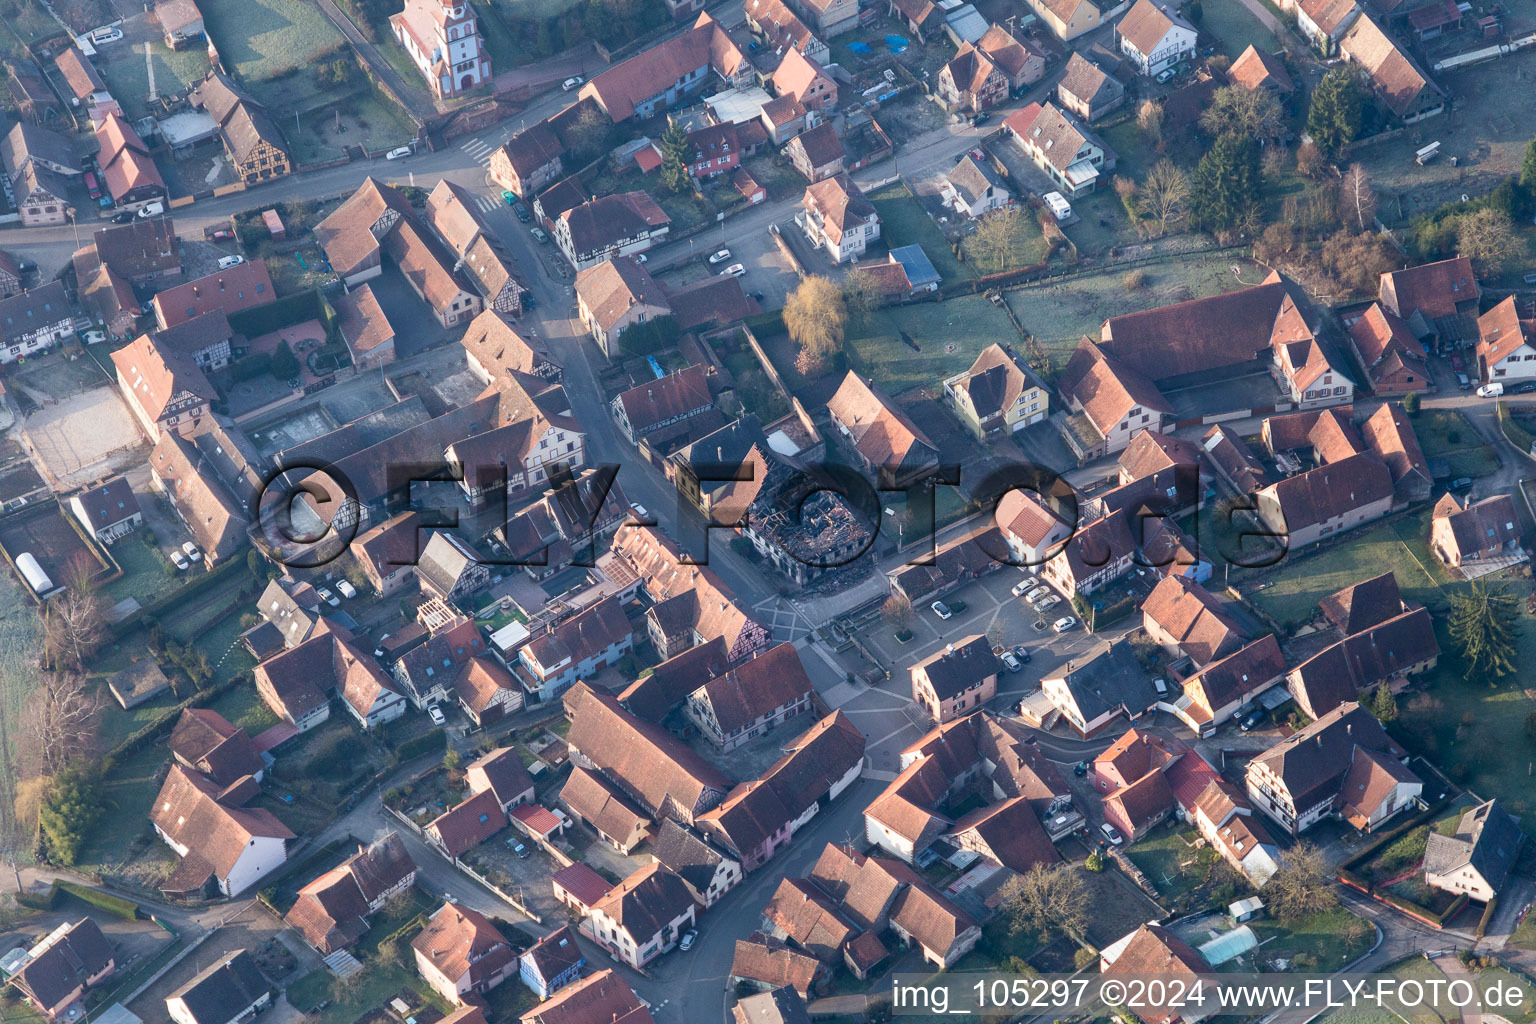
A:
[38,769,101,867]
[270,340,300,382]
[1306,69,1367,159]
[658,120,692,194]
[1191,132,1261,234]
[1521,134,1536,190]
[1448,581,1520,681]
[1368,681,1398,722]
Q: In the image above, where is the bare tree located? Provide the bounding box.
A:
[1200,85,1286,142]
[20,673,99,778]
[1340,163,1377,233]
[970,206,1024,274]
[1457,208,1521,274]
[565,104,612,161]
[1266,842,1338,921]
[842,267,886,326]
[1141,159,1191,234]
[43,557,104,671]
[881,593,912,630]
[784,275,847,375]
[1137,99,1164,141]
[997,863,1091,940]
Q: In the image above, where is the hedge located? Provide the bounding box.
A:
[57,881,140,919]
[395,728,446,763]
[1375,889,1467,928]
[1478,895,1500,938]
[22,881,140,918]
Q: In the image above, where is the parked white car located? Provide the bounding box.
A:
[1099,822,1124,845]
[217,254,245,269]
[1036,594,1062,612]
[90,26,123,43]
[562,76,584,91]
[181,541,202,563]
[336,579,358,599]
[720,263,746,277]
[317,586,340,607]
[170,549,189,570]
[1011,580,1033,597]
[1052,616,1079,633]
[386,146,413,160]
[1024,586,1051,604]
[428,704,446,726]
[931,600,953,620]
[708,248,732,264]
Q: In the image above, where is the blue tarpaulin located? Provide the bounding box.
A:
[848,40,872,52]
[885,34,908,52]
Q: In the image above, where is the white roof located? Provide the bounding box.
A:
[489,620,531,652]
[705,87,774,124]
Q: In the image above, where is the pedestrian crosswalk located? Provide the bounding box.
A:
[474,194,501,213]
[459,137,496,167]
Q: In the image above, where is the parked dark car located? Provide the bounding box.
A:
[111,210,134,223]
[1011,644,1032,663]
[1448,477,1473,491]
[1238,707,1267,732]
[1511,381,1536,395]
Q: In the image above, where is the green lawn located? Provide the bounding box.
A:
[105,537,185,606]
[200,0,346,79]
[842,295,1019,393]
[1248,909,1373,972]
[80,745,166,869]
[98,40,212,118]
[286,965,448,1022]
[1196,0,1279,58]
[1511,911,1536,951]
[1476,968,1536,1024]
[1247,507,1454,628]
[203,681,280,733]
[867,182,973,282]
[960,210,1050,274]
[1411,409,1500,478]
[1125,826,1207,906]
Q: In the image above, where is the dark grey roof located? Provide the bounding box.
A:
[650,819,728,894]
[1424,799,1522,892]
[1051,639,1158,723]
[1,122,77,175]
[914,635,1003,701]
[158,310,233,356]
[15,918,113,1011]
[167,949,268,1024]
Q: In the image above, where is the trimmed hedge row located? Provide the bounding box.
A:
[1375,889,1467,929]
[20,881,140,918]
[1478,895,1500,938]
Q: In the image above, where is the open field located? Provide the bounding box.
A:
[200,0,346,79]
[1003,255,1268,376]
[80,744,167,869]
[1246,507,1453,628]
[867,181,972,282]
[96,41,212,118]
[960,210,1050,274]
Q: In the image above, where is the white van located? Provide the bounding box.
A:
[1477,382,1504,398]
[137,200,165,218]
[217,254,245,269]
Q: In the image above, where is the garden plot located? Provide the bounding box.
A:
[21,387,144,488]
